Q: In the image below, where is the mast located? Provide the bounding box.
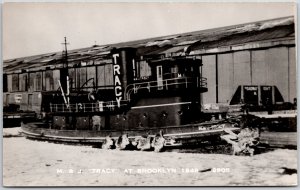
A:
[61,37,70,107]
[62,37,69,69]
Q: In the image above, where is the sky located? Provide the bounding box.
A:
[3,2,296,60]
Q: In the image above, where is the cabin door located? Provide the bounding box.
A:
[156,65,163,90]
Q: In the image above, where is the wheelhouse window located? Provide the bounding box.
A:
[132,59,140,80]
[170,65,179,78]
[157,66,163,78]
[138,60,151,81]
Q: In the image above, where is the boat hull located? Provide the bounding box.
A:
[20,121,240,147]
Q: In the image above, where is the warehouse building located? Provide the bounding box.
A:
[3,16,296,114]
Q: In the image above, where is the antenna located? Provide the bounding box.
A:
[61,37,69,68]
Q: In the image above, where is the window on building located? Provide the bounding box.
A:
[28,94,33,110]
[68,68,76,89]
[77,67,87,89]
[35,72,42,91]
[28,73,35,92]
[12,74,19,92]
[104,64,113,88]
[44,70,54,91]
[87,66,96,86]
[19,73,28,92]
[7,75,12,92]
[97,65,105,87]
[5,94,10,106]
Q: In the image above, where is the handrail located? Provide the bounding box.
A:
[78,78,96,92]
[125,76,207,100]
[50,76,208,113]
[50,100,129,113]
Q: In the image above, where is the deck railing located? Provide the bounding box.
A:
[49,100,129,113]
[125,76,207,100]
[50,76,207,113]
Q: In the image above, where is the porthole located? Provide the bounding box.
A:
[143,113,148,118]
[161,111,168,118]
[178,110,183,115]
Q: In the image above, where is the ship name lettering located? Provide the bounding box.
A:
[113,53,123,108]
[113,64,121,75]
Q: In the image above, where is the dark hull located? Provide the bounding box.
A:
[20,121,240,147]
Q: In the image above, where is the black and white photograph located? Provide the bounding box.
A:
[2,2,297,186]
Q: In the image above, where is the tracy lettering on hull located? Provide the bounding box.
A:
[112,53,122,107]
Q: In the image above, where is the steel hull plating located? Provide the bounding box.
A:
[20,121,240,147]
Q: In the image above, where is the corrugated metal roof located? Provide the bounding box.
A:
[189,24,294,51]
[176,40,199,46]
[145,39,172,47]
[3,16,295,73]
[96,51,111,56]
[159,46,187,55]
[144,45,173,55]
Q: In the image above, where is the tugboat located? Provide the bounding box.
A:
[20,39,240,150]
